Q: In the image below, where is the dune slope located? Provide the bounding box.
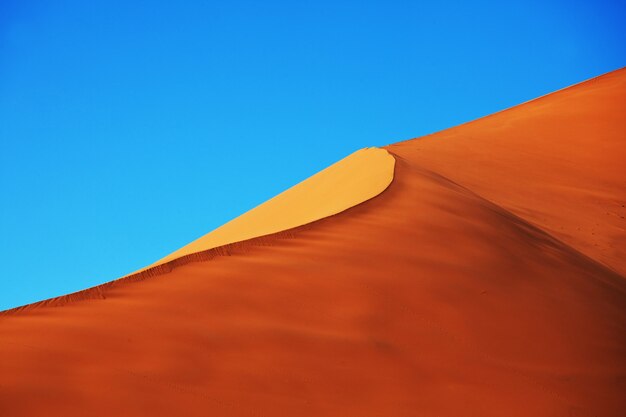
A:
[388,68,626,275]
[1,68,625,417]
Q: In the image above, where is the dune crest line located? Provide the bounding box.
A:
[136,147,395,272]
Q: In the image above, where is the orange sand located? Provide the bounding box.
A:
[388,68,626,276]
[1,68,625,417]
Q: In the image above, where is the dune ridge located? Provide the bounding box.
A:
[142,147,395,270]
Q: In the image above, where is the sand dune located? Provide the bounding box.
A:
[1,68,625,416]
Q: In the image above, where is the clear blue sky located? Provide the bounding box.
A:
[1,0,624,310]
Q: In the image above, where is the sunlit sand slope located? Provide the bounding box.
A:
[148,147,395,268]
[0,68,625,417]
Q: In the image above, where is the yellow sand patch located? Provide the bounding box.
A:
[143,147,394,270]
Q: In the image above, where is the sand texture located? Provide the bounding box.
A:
[1,68,625,417]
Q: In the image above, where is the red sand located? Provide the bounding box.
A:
[1,68,625,416]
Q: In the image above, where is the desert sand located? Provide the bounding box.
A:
[1,68,625,416]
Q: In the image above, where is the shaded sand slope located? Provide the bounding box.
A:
[388,68,626,275]
[1,69,625,417]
